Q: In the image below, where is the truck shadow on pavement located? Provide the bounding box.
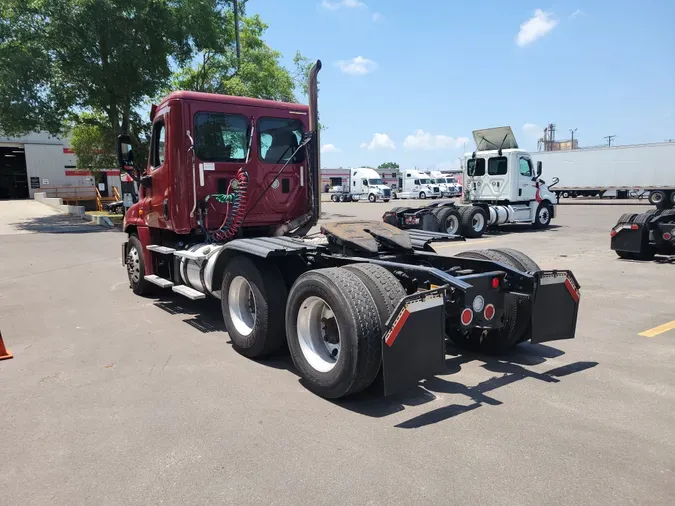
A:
[336,343,598,429]
[484,223,562,236]
[148,294,598,429]
[9,215,111,234]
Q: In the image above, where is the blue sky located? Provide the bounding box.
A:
[247,0,675,169]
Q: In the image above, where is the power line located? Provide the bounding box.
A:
[604,135,616,147]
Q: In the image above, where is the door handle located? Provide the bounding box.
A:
[519,189,522,196]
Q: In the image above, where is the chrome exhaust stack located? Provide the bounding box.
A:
[307,60,322,228]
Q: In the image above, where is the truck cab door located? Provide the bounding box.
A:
[517,156,537,202]
[145,115,170,228]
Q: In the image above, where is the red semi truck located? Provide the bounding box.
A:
[118,60,581,399]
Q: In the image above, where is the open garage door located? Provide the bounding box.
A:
[0,146,29,200]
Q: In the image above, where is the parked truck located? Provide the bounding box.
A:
[611,208,675,260]
[384,126,559,238]
[530,143,675,205]
[428,171,462,197]
[327,167,391,202]
[117,63,580,400]
[390,169,442,199]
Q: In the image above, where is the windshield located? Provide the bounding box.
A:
[420,178,430,184]
[367,178,384,185]
[447,177,457,183]
[428,178,437,183]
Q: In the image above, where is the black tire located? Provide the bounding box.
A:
[126,235,153,296]
[628,211,657,260]
[533,201,552,228]
[459,206,487,238]
[221,255,288,358]
[649,190,667,206]
[368,193,377,203]
[489,248,541,273]
[436,207,461,235]
[383,199,390,203]
[670,191,675,206]
[343,263,406,331]
[285,267,382,399]
[339,194,346,202]
[617,212,638,224]
[633,210,658,224]
[562,191,570,198]
[450,250,531,353]
[330,194,338,202]
[419,191,427,199]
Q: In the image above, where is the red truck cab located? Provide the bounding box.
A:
[123,91,312,238]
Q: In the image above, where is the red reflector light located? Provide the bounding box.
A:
[610,230,617,237]
[491,277,500,289]
[664,232,672,241]
[484,304,495,321]
[460,308,473,326]
[630,224,639,230]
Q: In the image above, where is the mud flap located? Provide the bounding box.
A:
[531,271,580,344]
[611,224,644,253]
[381,287,447,396]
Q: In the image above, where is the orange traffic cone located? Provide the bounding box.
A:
[0,331,13,360]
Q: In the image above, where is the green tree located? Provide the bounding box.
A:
[378,162,399,169]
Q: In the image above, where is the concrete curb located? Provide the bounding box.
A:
[34,192,86,216]
[82,214,115,228]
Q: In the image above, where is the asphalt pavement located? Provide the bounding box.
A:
[1,199,674,505]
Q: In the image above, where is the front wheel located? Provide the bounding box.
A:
[419,191,427,199]
[368,193,377,203]
[533,202,552,228]
[126,235,153,296]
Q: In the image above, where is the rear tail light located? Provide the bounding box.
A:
[630,224,639,230]
[610,229,617,237]
[664,232,672,241]
[491,277,500,289]
[460,308,473,326]
[484,304,495,321]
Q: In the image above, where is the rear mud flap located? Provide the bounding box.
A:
[531,271,580,344]
[611,224,645,253]
[381,287,446,396]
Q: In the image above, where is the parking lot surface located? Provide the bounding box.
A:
[1,200,674,505]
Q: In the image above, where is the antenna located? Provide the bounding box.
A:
[604,135,616,147]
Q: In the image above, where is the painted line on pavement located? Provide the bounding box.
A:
[433,239,496,249]
[639,320,675,337]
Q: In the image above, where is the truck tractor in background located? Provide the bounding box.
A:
[611,208,675,261]
[390,169,441,199]
[118,62,580,400]
[384,126,559,238]
[346,167,392,202]
[428,171,462,197]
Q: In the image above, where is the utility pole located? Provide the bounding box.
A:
[234,0,241,64]
[569,128,577,149]
[604,135,616,147]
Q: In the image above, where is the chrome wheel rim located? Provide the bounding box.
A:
[228,276,256,336]
[539,207,550,224]
[652,192,664,203]
[472,213,485,232]
[444,215,459,234]
[127,246,141,283]
[296,296,340,373]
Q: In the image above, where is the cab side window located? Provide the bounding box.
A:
[151,119,166,169]
[414,179,420,185]
[362,179,368,186]
[467,158,486,176]
[519,158,533,177]
[487,156,507,175]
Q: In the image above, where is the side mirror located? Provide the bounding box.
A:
[536,161,543,177]
[117,134,134,170]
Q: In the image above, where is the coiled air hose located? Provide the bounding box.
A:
[212,168,248,242]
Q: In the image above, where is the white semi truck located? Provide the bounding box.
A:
[530,142,675,206]
[329,167,392,203]
[428,171,462,197]
[383,126,559,238]
[390,169,441,199]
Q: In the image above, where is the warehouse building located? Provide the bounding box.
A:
[0,131,120,200]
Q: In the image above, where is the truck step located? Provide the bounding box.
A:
[146,245,176,254]
[173,250,206,261]
[172,285,206,300]
[144,275,174,288]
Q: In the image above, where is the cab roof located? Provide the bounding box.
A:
[157,91,309,113]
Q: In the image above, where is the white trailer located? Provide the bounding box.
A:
[530,142,675,207]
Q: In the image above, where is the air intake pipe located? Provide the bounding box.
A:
[307,60,322,228]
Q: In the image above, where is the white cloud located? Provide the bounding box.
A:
[523,122,542,137]
[570,9,584,19]
[403,130,469,150]
[321,0,366,10]
[516,9,559,47]
[334,56,377,75]
[372,12,383,21]
[360,133,395,150]
[321,144,341,153]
